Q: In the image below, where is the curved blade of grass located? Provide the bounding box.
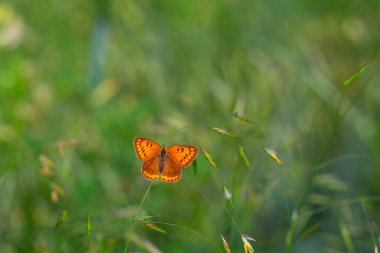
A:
[201,147,218,171]
[221,235,231,253]
[212,127,237,138]
[55,208,68,228]
[343,64,367,86]
[192,184,243,249]
[238,146,250,168]
[124,182,153,253]
[234,112,255,125]
[285,49,376,253]
[150,221,218,250]
[314,174,349,192]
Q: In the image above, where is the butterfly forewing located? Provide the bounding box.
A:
[167,145,198,167]
[133,137,161,161]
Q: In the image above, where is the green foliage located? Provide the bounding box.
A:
[1,0,380,252]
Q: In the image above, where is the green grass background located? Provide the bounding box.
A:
[1,0,380,252]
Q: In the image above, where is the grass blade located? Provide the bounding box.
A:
[201,147,218,171]
[238,145,250,168]
[340,222,354,253]
[285,210,298,252]
[241,233,255,253]
[299,223,320,239]
[343,64,367,86]
[212,127,237,138]
[264,147,283,165]
[55,208,68,228]
[234,112,255,125]
[221,235,232,253]
[144,223,166,234]
[86,212,91,241]
[222,185,233,207]
[241,233,256,242]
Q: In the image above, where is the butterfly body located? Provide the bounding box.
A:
[158,146,168,173]
[133,137,198,183]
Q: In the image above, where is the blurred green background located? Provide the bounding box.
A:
[0,0,379,252]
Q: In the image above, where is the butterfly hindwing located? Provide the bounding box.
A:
[141,156,160,180]
[133,137,161,161]
[161,156,182,182]
[167,145,198,168]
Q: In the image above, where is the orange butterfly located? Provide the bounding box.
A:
[133,137,198,183]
